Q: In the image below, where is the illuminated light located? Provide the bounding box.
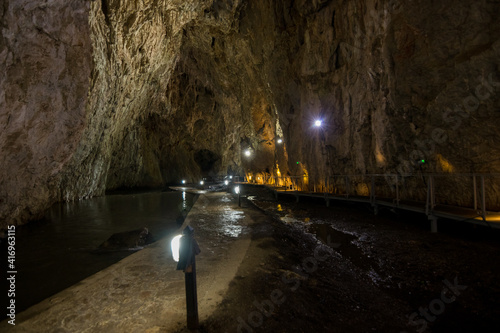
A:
[375,144,386,164]
[200,180,204,185]
[421,159,426,164]
[356,183,370,196]
[296,161,300,165]
[244,149,251,157]
[224,180,229,185]
[277,204,283,212]
[181,180,186,184]
[248,175,252,180]
[235,186,240,194]
[230,175,233,179]
[314,119,322,127]
[437,154,454,172]
[171,235,183,262]
[277,138,283,144]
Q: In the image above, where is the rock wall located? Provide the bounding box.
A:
[0,0,92,225]
[1,0,499,228]
[172,0,500,206]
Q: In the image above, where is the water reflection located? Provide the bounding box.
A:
[220,207,244,237]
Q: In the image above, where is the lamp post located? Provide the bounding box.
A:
[235,185,241,207]
[171,226,201,330]
[313,118,331,193]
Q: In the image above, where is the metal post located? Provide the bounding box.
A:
[185,259,199,330]
[238,192,241,207]
[370,176,375,205]
[395,175,400,207]
[473,174,477,211]
[481,175,486,221]
[430,216,438,233]
[430,175,435,210]
[426,176,431,216]
[175,226,200,330]
[345,176,349,198]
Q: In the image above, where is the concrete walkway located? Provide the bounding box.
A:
[1,192,251,332]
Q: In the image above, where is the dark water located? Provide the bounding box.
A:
[1,190,196,316]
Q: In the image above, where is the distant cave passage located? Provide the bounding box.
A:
[194,149,220,173]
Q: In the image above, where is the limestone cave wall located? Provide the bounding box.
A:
[1,0,499,228]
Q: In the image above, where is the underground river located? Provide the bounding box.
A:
[1,190,196,316]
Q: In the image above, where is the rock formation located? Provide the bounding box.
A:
[1,0,499,228]
[98,227,155,250]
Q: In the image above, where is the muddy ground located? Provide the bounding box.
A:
[195,185,500,333]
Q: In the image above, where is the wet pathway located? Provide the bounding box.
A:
[0,192,253,332]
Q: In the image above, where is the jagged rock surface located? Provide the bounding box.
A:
[1,0,499,228]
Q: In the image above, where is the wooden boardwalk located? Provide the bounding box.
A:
[261,185,500,232]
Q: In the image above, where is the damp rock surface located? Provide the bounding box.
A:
[1,0,500,228]
[200,185,500,332]
[98,227,155,251]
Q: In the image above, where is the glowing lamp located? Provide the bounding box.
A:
[181,180,186,184]
[244,149,251,157]
[171,235,183,262]
[200,180,204,185]
[235,186,240,194]
[277,138,283,144]
[224,180,229,185]
[314,120,322,127]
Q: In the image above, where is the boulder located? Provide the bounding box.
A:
[98,227,155,250]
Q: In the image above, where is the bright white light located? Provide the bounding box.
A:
[200,180,204,185]
[314,120,322,127]
[244,150,251,157]
[235,186,240,194]
[225,180,229,185]
[230,175,233,179]
[171,235,182,262]
[181,180,186,184]
[277,139,283,144]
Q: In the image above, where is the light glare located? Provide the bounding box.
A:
[314,120,322,127]
[171,235,182,262]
